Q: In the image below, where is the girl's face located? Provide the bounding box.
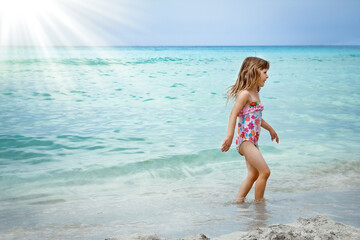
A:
[257,68,268,87]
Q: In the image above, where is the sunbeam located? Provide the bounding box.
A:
[0,0,140,47]
[0,0,142,98]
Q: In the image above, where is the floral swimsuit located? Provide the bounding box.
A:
[235,99,264,155]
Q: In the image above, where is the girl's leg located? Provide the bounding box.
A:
[235,157,259,202]
[239,141,271,201]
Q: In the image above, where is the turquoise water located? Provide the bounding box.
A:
[0,46,359,239]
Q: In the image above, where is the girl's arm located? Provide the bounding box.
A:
[261,119,279,143]
[221,92,250,152]
[261,119,272,131]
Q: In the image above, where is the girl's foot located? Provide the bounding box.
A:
[234,197,245,204]
[254,198,266,203]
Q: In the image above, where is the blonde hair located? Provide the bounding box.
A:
[226,57,269,103]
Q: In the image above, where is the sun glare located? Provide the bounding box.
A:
[0,0,140,94]
[0,0,138,47]
[0,0,51,21]
[0,0,56,46]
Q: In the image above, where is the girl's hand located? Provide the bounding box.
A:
[221,136,233,152]
[269,128,279,143]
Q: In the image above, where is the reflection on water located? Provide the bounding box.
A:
[234,200,271,231]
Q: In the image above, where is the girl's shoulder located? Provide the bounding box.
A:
[239,90,261,102]
[234,90,253,108]
[236,90,252,101]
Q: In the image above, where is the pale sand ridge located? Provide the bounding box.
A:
[106,215,360,240]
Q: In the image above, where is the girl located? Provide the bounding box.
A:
[221,57,279,203]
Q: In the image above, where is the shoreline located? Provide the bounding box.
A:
[106,215,360,240]
[1,187,359,240]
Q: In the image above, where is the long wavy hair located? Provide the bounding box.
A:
[226,57,269,103]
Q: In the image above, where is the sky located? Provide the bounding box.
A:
[0,0,359,46]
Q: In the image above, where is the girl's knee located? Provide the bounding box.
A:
[248,172,259,182]
[260,168,271,179]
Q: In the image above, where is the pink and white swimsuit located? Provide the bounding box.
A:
[235,99,264,153]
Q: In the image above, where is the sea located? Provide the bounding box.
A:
[0,46,359,239]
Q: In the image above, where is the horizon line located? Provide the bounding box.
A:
[1,44,360,48]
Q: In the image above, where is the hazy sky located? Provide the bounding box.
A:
[1,0,359,46]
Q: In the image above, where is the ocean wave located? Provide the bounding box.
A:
[0,56,222,66]
[0,135,89,153]
[0,57,186,66]
[1,140,359,193]
[0,148,228,188]
[1,134,360,194]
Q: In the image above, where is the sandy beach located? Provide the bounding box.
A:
[106,215,360,240]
